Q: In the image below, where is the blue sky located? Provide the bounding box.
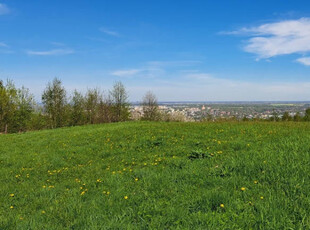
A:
[1,0,310,101]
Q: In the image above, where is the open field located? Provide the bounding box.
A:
[1,122,310,229]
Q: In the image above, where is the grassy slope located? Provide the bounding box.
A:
[0,122,310,229]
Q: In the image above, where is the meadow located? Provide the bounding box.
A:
[0,121,310,229]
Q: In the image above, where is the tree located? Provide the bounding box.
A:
[304,108,310,121]
[293,112,302,122]
[42,78,67,128]
[141,91,159,121]
[14,87,34,132]
[109,82,130,122]
[70,90,86,126]
[97,94,113,123]
[85,88,101,124]
[0,80,18,133]
[270,109,279,122]
[282,111,292,121]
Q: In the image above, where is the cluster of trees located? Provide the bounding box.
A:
[1,78,310,134]
[269,110,310,122]
[0,78,131,134]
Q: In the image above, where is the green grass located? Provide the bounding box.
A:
[1,121,310,229]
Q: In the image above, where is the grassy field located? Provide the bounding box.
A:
[1,122,310,229]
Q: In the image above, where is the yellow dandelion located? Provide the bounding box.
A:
[135,178,139,181]
[260,196,264,200]
[9,194,14,197]
[254,180,258,184]
[220,204,224,208]
[41,210,46,214]
[241,187,246,191]
[124,196,128,199]
[10,206,14,209]
[42,185,46,188]
[107,191,110,195]
[81,191,86,196]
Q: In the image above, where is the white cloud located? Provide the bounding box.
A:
[99,28,120,37]
[0,3,9,15]
[26,49,74,56]
[111,69,143,77]
[0,42,8,47]
[296,57,310,66]
[230,18,310,59]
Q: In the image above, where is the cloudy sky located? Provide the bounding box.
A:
[1,0,310,101]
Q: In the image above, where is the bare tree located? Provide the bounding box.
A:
[141,91,159,121]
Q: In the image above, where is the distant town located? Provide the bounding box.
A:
[131,102,310,121]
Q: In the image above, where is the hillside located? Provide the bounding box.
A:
[1,122,310,229]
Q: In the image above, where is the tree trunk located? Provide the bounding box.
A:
[4,124,8,134]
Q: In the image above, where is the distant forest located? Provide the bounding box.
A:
[1,78,310,134]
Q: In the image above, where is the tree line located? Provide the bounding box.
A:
[0,78,133,134]
[1,78,310,134]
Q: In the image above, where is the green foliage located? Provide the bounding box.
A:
[294,112,302,122]
[42,78,67,128]
[282,111,292,121]
[304,108,310,121]
[70,90,86,126]
[1,122,310,229]
[109,81,130,122]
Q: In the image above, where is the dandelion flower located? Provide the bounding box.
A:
[260,196,264,200]
[124,196,128,199]
[9,194,14,197]
[254,180,258,184]
[220,204,224,208]
[41,210,46,214]
[10,206,14,209]
[135,178,138,181]
[241,187,246,191]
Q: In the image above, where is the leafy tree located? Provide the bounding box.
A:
[270,109,279,122]
[42,78,67,128]
[109,82,130,122]
[293,112,302,122]
[14,87,34,132]
[85,88,100,124]
[70,90,86,126]
[141,91,159,121]
[0,80,18,133]
[304,108,310,121]
[97,94,113,123]
[282,111,292,121]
